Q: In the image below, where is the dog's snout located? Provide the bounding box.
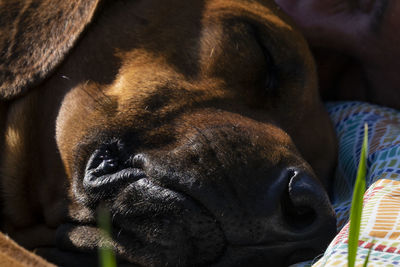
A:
[76,123,336,265]
[135,123,337,265]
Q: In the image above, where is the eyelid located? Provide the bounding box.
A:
[251,26,278,92]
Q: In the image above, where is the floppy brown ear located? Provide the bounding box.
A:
[0,0,101,100]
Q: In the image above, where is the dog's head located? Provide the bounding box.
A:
[1,0,337,265]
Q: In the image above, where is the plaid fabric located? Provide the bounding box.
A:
[294,101,400,267]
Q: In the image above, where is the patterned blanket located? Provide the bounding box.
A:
[309,102,400,266]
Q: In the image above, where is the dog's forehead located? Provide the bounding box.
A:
[60,0,301,83]
[58,0,302,113]
[117,0,296,71]
[99,0,306,102]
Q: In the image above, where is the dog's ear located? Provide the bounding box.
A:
[0,0,101,100]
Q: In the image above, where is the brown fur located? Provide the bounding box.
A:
[0,0,337,266]
[0,0,100,99]
[0,232,54,267]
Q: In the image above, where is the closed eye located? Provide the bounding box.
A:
[251,25,279,94]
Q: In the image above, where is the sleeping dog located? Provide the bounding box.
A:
[0,0,337,266]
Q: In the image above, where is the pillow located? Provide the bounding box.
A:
[313,102,400,266]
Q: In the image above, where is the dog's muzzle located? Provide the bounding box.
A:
[65,124,336,266]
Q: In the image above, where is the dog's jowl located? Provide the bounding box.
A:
[0,0,337,266]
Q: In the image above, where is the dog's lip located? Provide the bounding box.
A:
[111,176,225,234]
[109,178,228,265]
[83,167,146,195]
[75,178,325,265]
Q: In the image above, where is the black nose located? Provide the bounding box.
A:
[82,145,148,203]
[280,169,336,264]
[282,170,331,229]
[214,168,336,266]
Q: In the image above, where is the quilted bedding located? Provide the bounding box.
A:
[296,102,400,266]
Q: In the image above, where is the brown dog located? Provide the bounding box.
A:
[0,0,337,266]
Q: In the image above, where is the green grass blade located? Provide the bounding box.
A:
[98,206,117,267]
[362,240,374,267]
[348,123,368,267]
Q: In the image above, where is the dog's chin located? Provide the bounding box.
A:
[57,179,226,266]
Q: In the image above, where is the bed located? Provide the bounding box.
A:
[297,102,400,266]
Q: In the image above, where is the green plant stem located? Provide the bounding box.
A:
[98,205,117,267]
[348,123,368,267]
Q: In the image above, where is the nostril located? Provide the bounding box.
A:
[281,171,317,230]
[97,158,119,174]
[282,189,316,231]
[131,153,147,169]
[87,147,120,175]
[278,169,336,262]
[83,147,148,200]
[281,169,328,231]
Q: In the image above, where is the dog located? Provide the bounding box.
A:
[0,0,338,266]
